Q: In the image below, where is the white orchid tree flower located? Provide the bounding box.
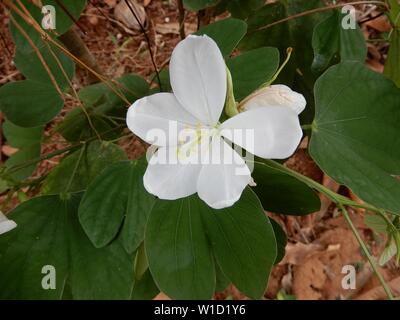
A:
[0,211,17,235]
[126,35,304,209]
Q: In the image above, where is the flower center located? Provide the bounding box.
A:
[176,122,220,162]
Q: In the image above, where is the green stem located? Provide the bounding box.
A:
[263,47,293,87]
[340,203,394,300]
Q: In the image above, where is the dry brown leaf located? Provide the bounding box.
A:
[280,242,324,265]
[155,22,197,35]
[114,0,147,31]
[143,0,152,7]
[366,59,384,73]
[365,15,392,33]
[153,292,171,300]
[105,0,118,7]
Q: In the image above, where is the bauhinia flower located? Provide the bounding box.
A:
[126,35,305,209]
[0,211,17,235]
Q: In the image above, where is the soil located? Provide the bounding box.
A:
[0,0,399,300]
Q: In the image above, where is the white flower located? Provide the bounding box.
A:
[126,35,304,209]
[0,211,17,235]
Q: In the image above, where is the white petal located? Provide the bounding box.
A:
[241,85,306,115]
[126,92,200,146]
[0,212,17,235]
[197,136,251,209]
[170,35,227,126]
[221,106,303,159]
[143,141,206,200]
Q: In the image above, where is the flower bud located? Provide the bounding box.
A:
[240,85,306,115]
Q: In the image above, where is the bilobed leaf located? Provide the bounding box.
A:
[252,163,320,215]
[0,80,64,127]
[384,29,400,87]
[145,196,216,300]
[196,18,247,56]
[42,141,127,194]
[199,188,277,299]
[79,160,155,253]
[310,62,400,213]
[0,194,134,299]
[226,47,279,100]
[312,11,367,73]
[183,0,219,11]
[145,189,277,299]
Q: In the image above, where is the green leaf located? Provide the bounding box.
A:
[79,160,155,253]
[252,162,320,215]
[0,80,64,127]
[2,120,43,148]
[388,0,400,25]
[0,194,135,299]
[130,269,160,300]
[226,47,279,100]
[42,141,127,194]
[14,41,75,91]
[310,62,400,213]
[2,120,43,180]
[56,108,120,142]
[57,73,149,142]
[384,29,400,87]
[196,18,247,56]
[270,219,287,265]
[199,188,277,299]
[215,263,230,292]
[379,238,397,266]
[217,0,265,19]
[364,214,388,234]
[145,195,216,300]
[183,0,219,11]
[312,11,367,73]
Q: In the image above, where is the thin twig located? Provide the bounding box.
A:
[123,0,162,90]
[177,0,186,40]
